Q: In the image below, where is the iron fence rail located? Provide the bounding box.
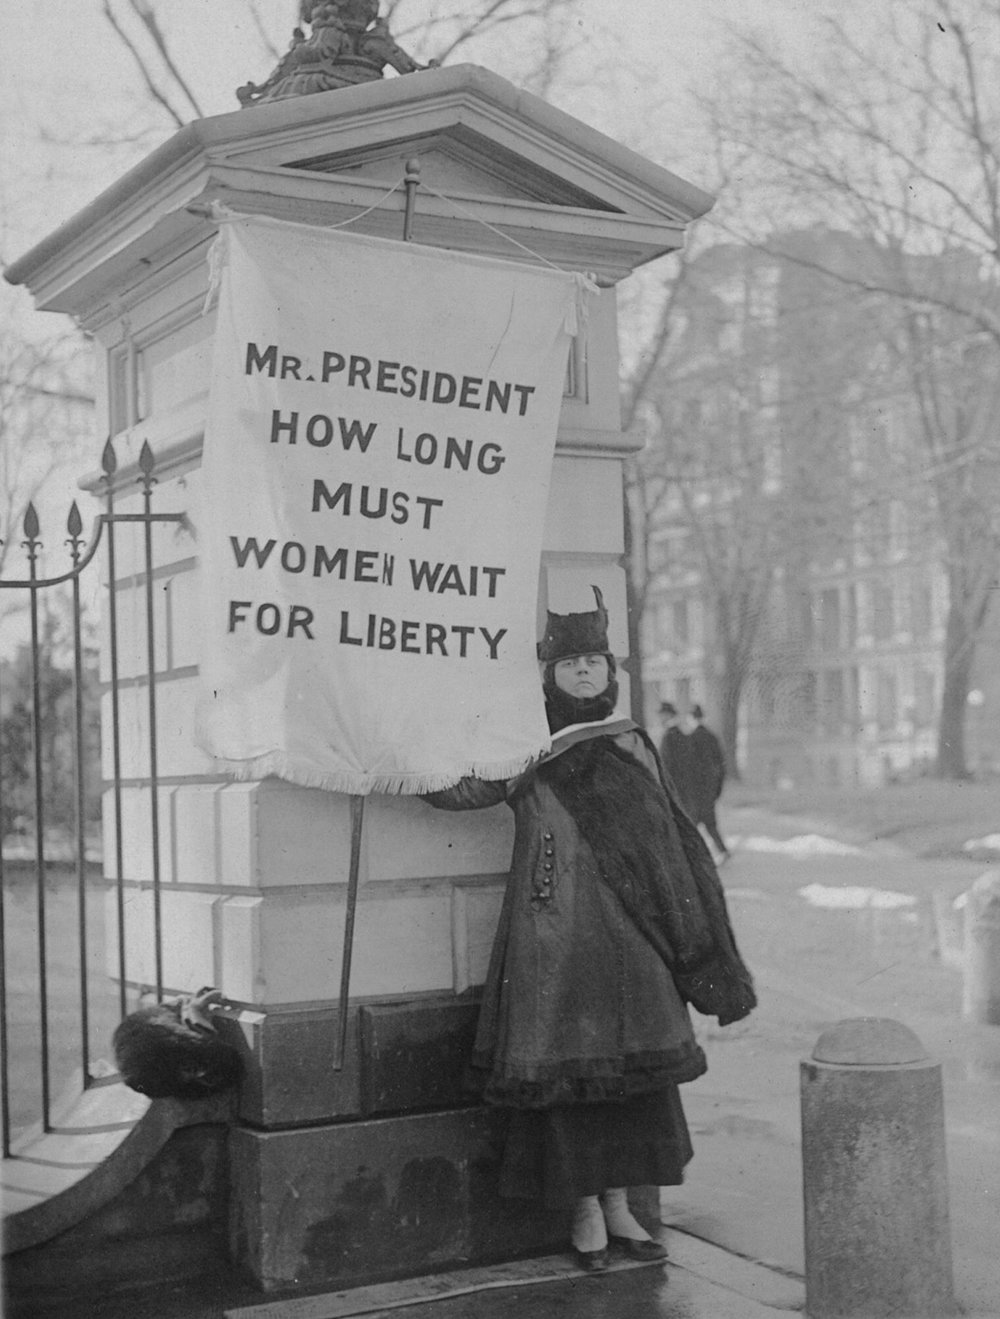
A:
[0,437,183,1152]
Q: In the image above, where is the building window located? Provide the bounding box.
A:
[761,422,782,493]
[876,670,897,730]
[672,599,690,647]
[820,589,841,652]
[822,669,845,735]
[846,585,858,645]
[800,592,816,647]
[848,667,860,729]
[801,672,818,730]
[910,580,933,638]
[914,670,936,727]
[889,501,908,559]
[872,584,895,642]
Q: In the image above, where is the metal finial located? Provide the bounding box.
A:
[101,437,118,477]
[138,440,156,478]
[403,157,421,242]
[23,502,40,541]
[66,501,84,564]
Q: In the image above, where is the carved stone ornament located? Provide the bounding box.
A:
[237,1,433,107]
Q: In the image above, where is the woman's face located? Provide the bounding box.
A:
[553,653,610,698]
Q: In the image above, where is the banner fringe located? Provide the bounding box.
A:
[203,750,544,797]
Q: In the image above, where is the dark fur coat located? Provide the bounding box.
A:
[425,719,755,1110]
[537,729,754,1022]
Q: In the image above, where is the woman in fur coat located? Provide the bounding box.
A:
[424,588,755,1272]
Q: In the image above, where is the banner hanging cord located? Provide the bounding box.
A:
[417,180,599,333]
[326,177,405,229]
[196,180,404,236]
[419,179,563,273]
[198,182,598,329]
[195,180,586,268]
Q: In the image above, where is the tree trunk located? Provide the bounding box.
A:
[717,688,741,780]
[936,599,974,779]
[622,482,646,723]
[712,647,744,781]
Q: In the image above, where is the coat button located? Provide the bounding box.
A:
[543,831,553,841]
[543,862,553,872]
[544,847,554,857]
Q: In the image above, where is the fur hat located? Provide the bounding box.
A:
[537,585,610,663]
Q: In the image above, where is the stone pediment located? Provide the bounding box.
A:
[7,63,713,319]
[209,64,709,223]
[280,133,618,212]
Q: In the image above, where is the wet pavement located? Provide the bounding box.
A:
[9,804,1000,1318]
[666,805,1000,1317]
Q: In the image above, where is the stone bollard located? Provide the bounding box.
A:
[962,870,1000,1024]
[800,1018,956,1318]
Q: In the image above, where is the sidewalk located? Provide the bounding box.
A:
[221,1237,804,1319]
[666,804,1000,1318]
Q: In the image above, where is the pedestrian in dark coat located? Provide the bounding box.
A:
[660,704,730,861]
[424,589,755,1272]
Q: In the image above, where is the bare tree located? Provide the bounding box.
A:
[628,243,803,772]
[385,0,578,72]
[96,0,582,133]
[617,253,693,724]
[898,309,1000,777]
[0,321,94,582]
[701,0,1000,777]
[100,0,206,128]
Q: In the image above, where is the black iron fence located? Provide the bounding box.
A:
[0,438,183,1154]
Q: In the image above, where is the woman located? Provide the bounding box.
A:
[424,587,755,1272]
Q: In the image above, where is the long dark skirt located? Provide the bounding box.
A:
[498,1084,694,1210]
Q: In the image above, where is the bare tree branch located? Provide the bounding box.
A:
[246,0,285,65]
[100,0,186,129]
[127,0,206,119]
[696,0,1000,776]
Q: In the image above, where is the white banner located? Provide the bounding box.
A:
[194,215,591,794]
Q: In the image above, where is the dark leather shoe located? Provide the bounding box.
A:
[608,1235,668,1261]
[573,1246,610,1273]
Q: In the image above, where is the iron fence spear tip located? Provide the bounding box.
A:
[67,502,83,538]
[139,440,155,476]
[23,503,40,540]
[101,437,117,476]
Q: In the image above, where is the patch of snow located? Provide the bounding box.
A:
[798,882,917,911]
[963,834,1000,854]
[733,833,863,858]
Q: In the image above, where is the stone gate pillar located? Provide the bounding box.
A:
[7,64,712,1291]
